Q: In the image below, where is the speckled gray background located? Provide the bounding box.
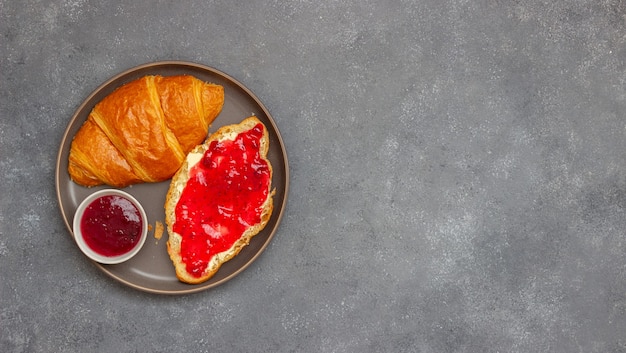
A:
[2,0,626,352]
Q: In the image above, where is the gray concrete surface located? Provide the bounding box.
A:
[2,0,626,352]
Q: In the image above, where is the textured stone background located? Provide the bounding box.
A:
[2,0,626,352]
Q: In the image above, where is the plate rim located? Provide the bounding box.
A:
[55,60,290,295]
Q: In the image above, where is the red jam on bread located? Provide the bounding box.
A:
[173,123,271,277]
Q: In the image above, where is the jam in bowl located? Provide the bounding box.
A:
[73,189,148,264]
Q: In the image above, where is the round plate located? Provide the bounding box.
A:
[55,61,289,294]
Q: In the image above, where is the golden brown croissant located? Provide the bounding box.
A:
[68,75,224,187]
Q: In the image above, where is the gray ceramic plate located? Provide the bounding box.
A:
[55,61,289,294]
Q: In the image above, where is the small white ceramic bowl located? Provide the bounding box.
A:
[73,189,148,264]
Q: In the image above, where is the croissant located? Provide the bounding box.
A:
[68,75,224,188]
[165,116,274,284]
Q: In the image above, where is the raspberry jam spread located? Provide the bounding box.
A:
[173,123,271,277]
[80,195,143,257]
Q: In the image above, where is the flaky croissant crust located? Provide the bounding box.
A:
[68,75,224,187]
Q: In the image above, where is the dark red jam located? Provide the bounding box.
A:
[80,195,143,257]
[173,123,271,277]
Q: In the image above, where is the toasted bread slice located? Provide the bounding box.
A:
[165,116,274,284]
